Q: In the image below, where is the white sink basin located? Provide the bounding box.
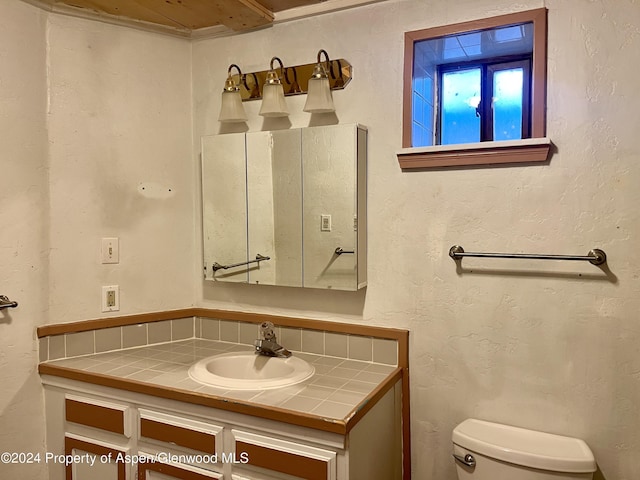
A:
[188,352,315,390]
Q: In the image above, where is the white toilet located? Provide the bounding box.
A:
[452,419,596,480]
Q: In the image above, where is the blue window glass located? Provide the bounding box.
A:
[492,67,524,141]
[440,68,481,145]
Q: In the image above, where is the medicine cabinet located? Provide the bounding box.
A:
[201,124,367,291]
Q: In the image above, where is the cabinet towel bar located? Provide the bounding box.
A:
[449,245,607,266]
[0,295,18,310]
[213,254,271,272]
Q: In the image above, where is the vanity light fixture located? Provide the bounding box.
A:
[258,57,289,117]
[218,64,248,123]
[303,49,335,113]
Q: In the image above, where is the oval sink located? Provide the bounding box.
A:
[188,352,315,390]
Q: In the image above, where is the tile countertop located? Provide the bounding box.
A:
[42,338,399,428]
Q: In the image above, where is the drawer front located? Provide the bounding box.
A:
[232,430,336,480]
[137,454,223,480]
[139,409,222,455]
[65,395,130,436]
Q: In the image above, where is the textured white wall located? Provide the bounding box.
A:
[46,14,195,321]
[193,1,640,479]
[0,2,48,479]
[1,3,194,478]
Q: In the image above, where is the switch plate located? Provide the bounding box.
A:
[320,214,332,232]
[101,237,119,264]
[101,285,119,312]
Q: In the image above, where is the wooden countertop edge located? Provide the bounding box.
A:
[343,367,403,434]
[38,363,403,436]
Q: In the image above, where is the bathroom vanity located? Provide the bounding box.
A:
[38,309,409,480]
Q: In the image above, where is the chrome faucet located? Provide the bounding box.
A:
[254,322,291,358]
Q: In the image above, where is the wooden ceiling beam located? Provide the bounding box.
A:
[41,0,275,32]
[134,0,274,31]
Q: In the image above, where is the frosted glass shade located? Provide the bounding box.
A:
[259,83,289,117]
[218,90,247,123]
[303,76,335,113]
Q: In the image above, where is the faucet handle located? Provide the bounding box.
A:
[258,321,276,340]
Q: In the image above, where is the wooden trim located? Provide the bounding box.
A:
[402,30,416,149]
[37,308,196,337]
[138,461,220,480]
[398,330,411,480]
[402,8,548,153]
[65,437,126,480]
[344,368,402,432]
[237,441,329,480]
[397,140,551,169]
[140,418,216,453]
[530,8,548,138]
[37,307,408,341]
[65,398,125,435]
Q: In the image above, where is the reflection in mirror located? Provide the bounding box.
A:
[201,133,248,282]
[247,130,302,286]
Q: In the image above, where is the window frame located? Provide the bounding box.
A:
[399,8,549,169]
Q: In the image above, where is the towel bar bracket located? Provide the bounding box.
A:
[0,295,18,310]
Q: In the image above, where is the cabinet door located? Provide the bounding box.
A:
[246,129,302,287]
[138,460,222,480]
[302,124,366,291]
[231,429,337,480]
[65,435,127,480]
[202,133,248,282]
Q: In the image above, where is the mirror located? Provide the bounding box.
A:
[247,130,303,287]
[201,124,367,291]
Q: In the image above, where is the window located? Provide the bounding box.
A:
[399,9,550,169]
[439,57,531,144]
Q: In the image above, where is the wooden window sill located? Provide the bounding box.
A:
[397,138,552,169]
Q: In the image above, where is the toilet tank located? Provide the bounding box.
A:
[452,419,596,480]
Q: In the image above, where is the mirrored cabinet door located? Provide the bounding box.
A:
[201,133,248,282]
[247,130,303,287]
[303,124,362,290]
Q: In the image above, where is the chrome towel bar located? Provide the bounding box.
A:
[449,245,607,266]
[0,295,18,310]
[212,254,270,272]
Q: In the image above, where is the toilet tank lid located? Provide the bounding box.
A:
[452,419,596,473]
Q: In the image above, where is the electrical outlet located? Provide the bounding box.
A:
[320,214,332,232]
[101,285,119,312]
[101,237,119,264]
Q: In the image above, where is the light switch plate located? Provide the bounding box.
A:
[101,237,119,264]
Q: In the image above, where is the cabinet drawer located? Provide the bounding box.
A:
[65,395,131,437]
[137,453,223,480]
[139,409,222,455]
[232,430,336,480]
